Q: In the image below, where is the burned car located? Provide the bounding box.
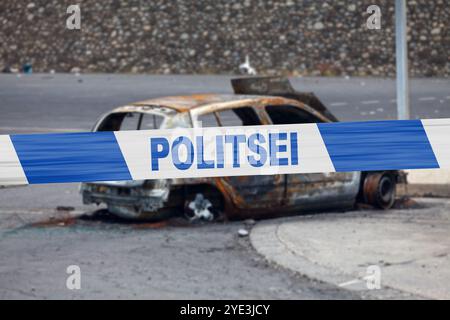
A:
[81,77,401,220]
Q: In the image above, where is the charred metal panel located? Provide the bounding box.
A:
[285,172,361,210]
[221,175,285,210]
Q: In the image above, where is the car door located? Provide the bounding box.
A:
[263,103,361,210]
[195,105,286,210]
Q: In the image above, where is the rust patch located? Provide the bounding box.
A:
[31,216,77,228]
[132,221,168,229]
[393,197,421,209]
[132,217,193,229]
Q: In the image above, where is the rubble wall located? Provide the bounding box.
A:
[0,0,448,76]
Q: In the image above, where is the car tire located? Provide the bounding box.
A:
[363,172,396,209]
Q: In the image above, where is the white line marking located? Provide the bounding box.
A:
[329,102,348,107]
[361,100,380,105]
[419,97,436,101]
[338,279,362,287]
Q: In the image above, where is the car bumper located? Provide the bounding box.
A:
[81,182,169,218]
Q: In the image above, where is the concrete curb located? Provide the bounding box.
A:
[402,169,450,198]
[250,217,357,287]
[250,199,450,299]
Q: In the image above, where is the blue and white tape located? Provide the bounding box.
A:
[1,119,449,185]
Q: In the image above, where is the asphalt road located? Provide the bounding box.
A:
[0,74,449,133]
[0,211,414,299]
[0,214,348,299]
[0,74,448,299]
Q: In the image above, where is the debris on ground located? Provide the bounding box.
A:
[56,206,75,211]
[31,216,77,228]
[28,209,193,230]
[132,221,168,229]
[393,197,422,209]
[238,229,249,237]
[355,196,422,211]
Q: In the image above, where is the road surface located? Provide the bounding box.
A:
[1,74,449,133]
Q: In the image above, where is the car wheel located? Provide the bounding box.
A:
[363,172,396,209]
[184,193,218,221]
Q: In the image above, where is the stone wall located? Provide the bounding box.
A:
[0,0,449,76]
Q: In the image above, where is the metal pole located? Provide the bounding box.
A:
[395,0,410,120]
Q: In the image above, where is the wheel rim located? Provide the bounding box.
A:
[378,175,395,207]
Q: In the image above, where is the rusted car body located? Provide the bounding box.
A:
[81,77,400,220]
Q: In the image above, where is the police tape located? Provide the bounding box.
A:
[1,119,449,185]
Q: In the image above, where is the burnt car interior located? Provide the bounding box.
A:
[265,105,323,124]
[198,106,261,127]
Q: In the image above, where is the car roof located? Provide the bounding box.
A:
[129,94,273,112]
[108,93,332,123]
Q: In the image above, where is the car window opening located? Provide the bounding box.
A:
[265,105,322,124]
[198,106,261,128]
[97,112,163,131]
